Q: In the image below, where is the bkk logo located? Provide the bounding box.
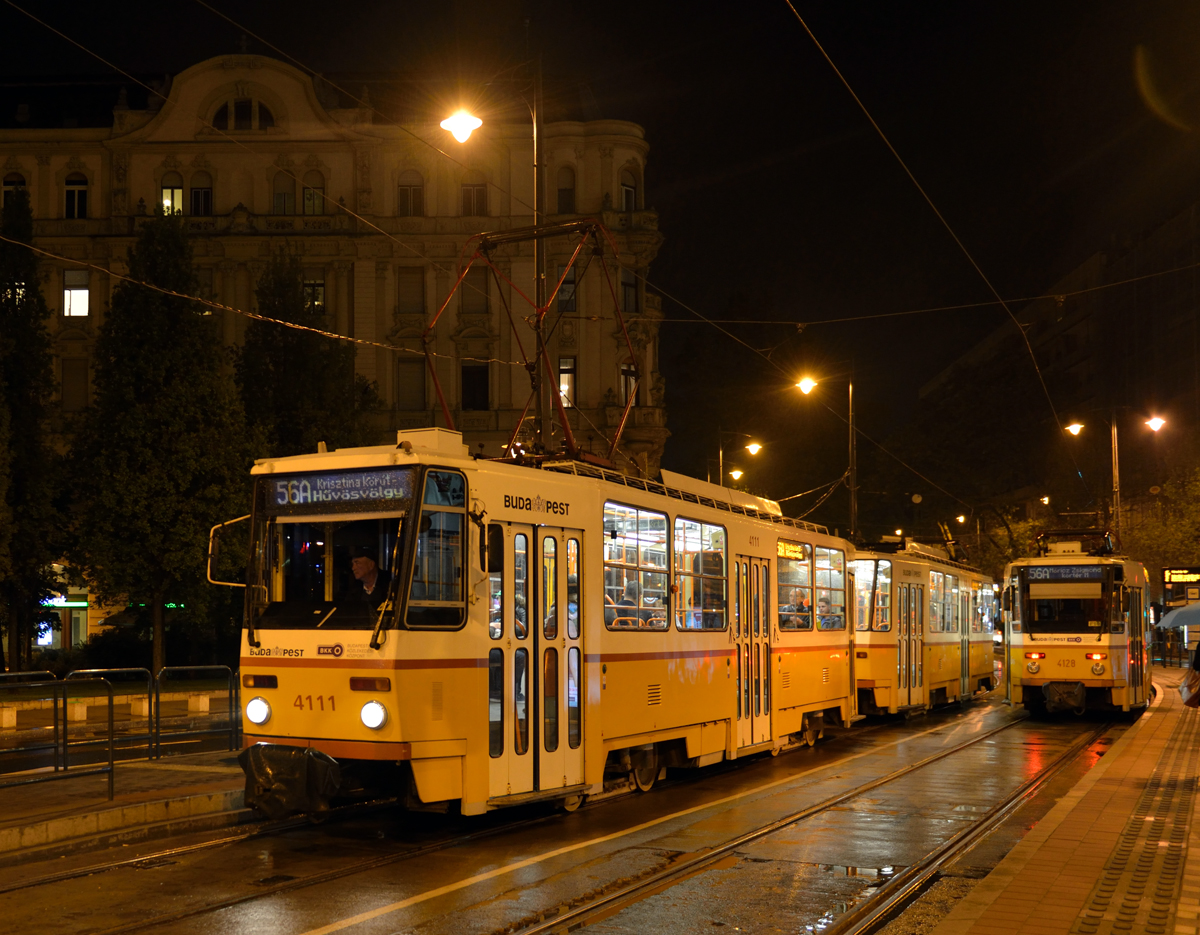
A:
[503,494,570,516]
[317,644,344,657]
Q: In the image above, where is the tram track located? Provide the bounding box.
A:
[18,704,1047,935]
[504,714,1111,935]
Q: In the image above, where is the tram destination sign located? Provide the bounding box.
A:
[1026,565,1104,582]
[265,467,415,515]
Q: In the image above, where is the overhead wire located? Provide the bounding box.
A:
[782,0,1090,497]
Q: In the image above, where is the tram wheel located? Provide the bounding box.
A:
[632,753,659,793]
[561,793,586,812]
[803,727,824,747]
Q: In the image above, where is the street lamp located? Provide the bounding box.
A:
[797,375,857,540]
[444,56,549,446]
[713,431,762,487]
[1065,413,1166,538]
[439,110,482,143]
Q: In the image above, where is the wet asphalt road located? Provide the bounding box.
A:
[12,696,1123,935]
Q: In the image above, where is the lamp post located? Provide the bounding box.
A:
[442,56,548,446]
[1064,413,1165,539]
[712,431,762,486]
[797,376,856,540]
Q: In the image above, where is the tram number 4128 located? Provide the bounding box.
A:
[1056,659,1076,668]
[295,695,336,711]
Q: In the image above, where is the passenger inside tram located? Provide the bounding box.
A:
[817,596,845,629]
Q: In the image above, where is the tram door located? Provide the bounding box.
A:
[896,583,925,706]
[960,587,972,700]
[487,524,584,799]
[735,555,771,748]
[1127,587,1145,704]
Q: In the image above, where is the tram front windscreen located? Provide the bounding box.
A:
[1021,565,1112,636]
[250,467,416,629]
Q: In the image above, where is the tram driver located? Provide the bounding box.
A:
[349,545,391,613]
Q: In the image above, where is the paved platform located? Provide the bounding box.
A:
[0,748,246,860]
[932,665,1199,935]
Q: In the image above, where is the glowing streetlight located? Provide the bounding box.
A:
[956,515,966,524]
[745,442,762,455]
[795,374,857,539]
[1065,423,1083,435]
[1146,417,1166,432]
[894,529,903,536]
[729,469,744,481]
[796,377,817,395]
[1040,496,1050,505]
[440,110,482,143]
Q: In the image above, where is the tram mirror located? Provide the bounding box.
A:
[486,524,504,573]
[1001,588,1011,612]
[208,515,251,588]
[1121,588,1131,613]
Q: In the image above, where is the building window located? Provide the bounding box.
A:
[620,168,637,212]
[621,267,638,314]
[61,358,88,411]
[190,170,213,216]
[303,271,325,313]
[462,266,489,315]
[556,264,576,312]
[2,172,25,208]
[558,356,576,408]
[461,363,489,410]
[273,171,295,215]
[302,170,324,215]
[212,103,228,130]
[396,267,425,316]
[602,501,669,630]
[233,98,253,131]
[556,165,575,214]
[161,171,184,216]
[397,169,424,217]
[63,270,89,317]
[195,267,214,304]
[462,183,487,217]
[258,103,274,129]
[620,360,638,406]
[65,173,88,219]
[674,518,727,630]
[396,358,426,410]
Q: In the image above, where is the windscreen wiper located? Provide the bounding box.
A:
[370,517,405,650]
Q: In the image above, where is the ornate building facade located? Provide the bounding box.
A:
[0,54,668,475]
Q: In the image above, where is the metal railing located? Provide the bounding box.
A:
[153,666,238,758]
[0,670,57,683]
[1151,640,1193,668]
[0,678,114,800]
[67,668,155,756]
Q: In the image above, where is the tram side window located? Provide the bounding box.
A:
[407,470,467,628]
[603,502,669,629]
[851,560,892,631]
[815,546,846,629]
[945,574,959,633]
[566,538,581,640]
[675,518,727,630]
[929,571,944,632]
[778,540,813,630]
[487,524,503,639]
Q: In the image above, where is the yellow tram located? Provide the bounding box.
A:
[850,542,996,715]
[1002,530,1152,714]
[228,428,862,815]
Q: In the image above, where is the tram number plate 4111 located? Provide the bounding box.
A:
[1057,659,1076,668]
[295,695,336,712]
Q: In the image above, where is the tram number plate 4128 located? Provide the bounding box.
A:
[1056,659,1076,668]
[295,695,336,711]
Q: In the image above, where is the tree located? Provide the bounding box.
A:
[0,187,59,671]
[238,251,380,458]
[70,217,255,673]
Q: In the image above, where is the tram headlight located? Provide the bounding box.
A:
[245,696,271,725]
[1092,662,1106,676]
[360,700,388,730]
[1026,661,1041,674]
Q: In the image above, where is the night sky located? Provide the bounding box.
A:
[4,0,1200,527]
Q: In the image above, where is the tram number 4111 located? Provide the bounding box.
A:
[295,695,336,711]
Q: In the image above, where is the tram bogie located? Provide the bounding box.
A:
[850,542,996,716]
[1001,529,1151,715]
[230,429,865,817]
